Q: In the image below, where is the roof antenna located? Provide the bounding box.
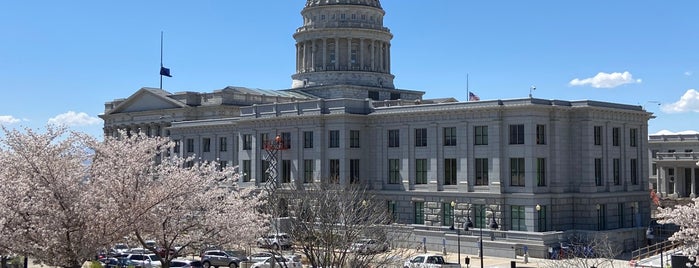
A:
[529,85,536,98]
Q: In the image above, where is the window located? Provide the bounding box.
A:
[630,158,638,185]
[444,127,457,146]
[509,124,524,144]
[415,159,427,185]
[537,205,547,232]
[350,159,360,184]
[510,158,525,186]
[618,203,625,228]
[597,204,607,230]
[389,159,401,184]
[613,158,620,185]
[612,127,620,146]
[414,202,425,224]
[282,160,291,183]
[473,204,485,228]
[368,91,379,100]
[173,140,180,154]
[474,126,488,145]
[242,160,251,182]
[260,133,269,149]
[444,158,457,185]
[350,130,360,148]
[303,159,314,183]
[536,124,546,145]
[443,202,454,227]
[388,129,400,147]
[594,126,603,145]
[652,163,657,176]
[475,158,488,186]
[594,158,603,186]
[303,131,313,148]
[329,130,340,148]
[202,138,211,152]
[281,132,291,149]
[219,137,227,152]
[329,159,340,183]
[387,201,397,222]
[260,160,270,183]
[415,128,427,147]
[511,205,526,231]
[390,93,400,100]
[242,134,252,150]
[536,158,546,186]
[186,138,194,153]
[629,128,638,147]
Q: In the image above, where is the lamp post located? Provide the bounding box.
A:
[450,201,460,266]
[465,205,498,268]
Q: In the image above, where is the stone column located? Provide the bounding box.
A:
[387,43,391,73]
[295,43,299,72]
[380,42,385,72]
[302,42,307,72]
[334,38,340,70]
[359,38,364,70]
[322,38,327,70]
[311,39,316,71]
[347,38,352,70]
[692,168,697,197]
[371,40,376,71]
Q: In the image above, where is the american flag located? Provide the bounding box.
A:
[469,92,480,101]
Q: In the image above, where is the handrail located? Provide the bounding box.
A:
[631,240,680,261]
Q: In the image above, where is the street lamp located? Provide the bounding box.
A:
[449,201,468,266]
[467,205,498,268]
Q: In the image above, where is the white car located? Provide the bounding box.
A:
[256,233,293,250]
[250,256,302,268]
[126,253,162,268]
[349,239,389,254]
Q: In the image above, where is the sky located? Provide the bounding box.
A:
[1,1,699,139]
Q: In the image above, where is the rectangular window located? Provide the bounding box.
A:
[303,131,313,149]
[415,128,427,147]
[202,138,211,152]
[329,130,340,148]
[281,132,291,149]
[509,124,525,144]
[443,202,454,227]
[595,158,603,186]
[173,140,180,154]
[260,133,269,149]
[260,160,270,183]
[444,127,457,146]
[474,126,488,145]
[510,158,525,186]
[594,126,603,145]
[219,137,228,152]
[303,159,314,183]
[329,159,340,183]
[389,159,401,184]
[186,138,194,153]
[630,128,638,147]
[388,129,400,147]
[618,203,625,228]
[536,158,546,186]
[511,205,526,231]
[630,158,638,185]
[536,124,546,145]
[415,159,427,185]
[242,134,252,150]
[475,158,488,186]
[387,201,397,222]
[613,158,620,185]
[444,158,457,185]
[368,91,379,100]
[473,204,485,228]
[242,160,251,182]
[350,130,360,148]
[537,205,547,232]
[597,204,607,230]
[282,160,291,183]
[652,163,657,176]
[414,202,425,224]
[612,127,620,146]
[350,159,360,184]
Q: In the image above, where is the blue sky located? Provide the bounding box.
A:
[1,1,698,139]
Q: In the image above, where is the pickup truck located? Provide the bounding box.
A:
[403,254,461,268]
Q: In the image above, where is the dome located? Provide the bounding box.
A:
[305,0,382,9]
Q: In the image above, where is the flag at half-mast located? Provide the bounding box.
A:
[469,92,480,101]
[160,66,172,77]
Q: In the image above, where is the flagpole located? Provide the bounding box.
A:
[466,74,470,102]
[160,31,163,89]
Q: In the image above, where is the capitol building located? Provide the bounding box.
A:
[101,0,652,258]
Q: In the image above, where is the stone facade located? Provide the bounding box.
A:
[648,132,699,198]
[101,0,654,258]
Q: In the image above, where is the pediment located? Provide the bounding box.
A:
[108,88,186,114]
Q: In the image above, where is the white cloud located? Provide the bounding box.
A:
[685,71,693,76]
[48,111,101,127]
[652,130,699,135]
[569,71,642,88]
[0,115,21,124]
[660,89,699,114]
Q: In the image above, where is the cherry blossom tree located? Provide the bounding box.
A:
[657,197,699,266]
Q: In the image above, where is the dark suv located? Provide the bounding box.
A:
[200,250,244,268]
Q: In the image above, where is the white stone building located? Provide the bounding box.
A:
[101,0,653,258]
[649,132,699,199]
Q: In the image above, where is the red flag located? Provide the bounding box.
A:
[469,92,480,101]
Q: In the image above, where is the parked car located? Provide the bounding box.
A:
[349,238,389,254]
[170,259,204,268]
[250,257,302,268]
[200,250,243,268]
[247,252,276,264]
[126,253,162,268]
[403,254,460,268]
[99,257,131,268]
[256,233,293,250]
[110,244,130,256]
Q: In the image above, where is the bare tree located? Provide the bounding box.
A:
[541,233,623,268]
[264,183,411,268]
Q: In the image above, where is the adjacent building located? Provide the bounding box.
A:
[649,132,699,199]
[101,0,653,258]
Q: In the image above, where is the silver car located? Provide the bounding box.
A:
[200,250,243,268]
